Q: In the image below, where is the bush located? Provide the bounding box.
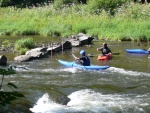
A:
[14,38,35,55]
[0,0,10,7]
[86,0,127,15]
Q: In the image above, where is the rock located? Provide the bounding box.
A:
[0,55,7,65]
[77,33,94,45]
[66,33,94,46]
[26,51,44,58]
[68,39,80,47]
[47,41,72,53]
[27,47,47,53]
[26,47,47,58]
[14,55,33,62]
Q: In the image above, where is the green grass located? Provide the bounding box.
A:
[14,38,35,55]
[0,3,149,41]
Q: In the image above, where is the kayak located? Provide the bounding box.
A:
[58,60,110,70]
[125,49,150,54]
[97,54,112,60]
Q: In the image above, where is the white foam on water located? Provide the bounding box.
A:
[40,66,150,77]
[30,89,148,113]
[30,93,78,113]
[16,67,80,74]
[56,68,80,73]
[11,63,150,79]
[42,68,81,74]
[8,65,29,72]
[107,67,150,77]
[67,89,147,112]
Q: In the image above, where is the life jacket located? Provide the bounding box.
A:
[82,56,90,66]
[102,47,111,55]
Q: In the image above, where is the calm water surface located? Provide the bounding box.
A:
[1,39,150,113]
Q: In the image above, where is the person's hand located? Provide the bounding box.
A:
[97,47,103,51]
[75,57,79,60]
[75,59,83,65]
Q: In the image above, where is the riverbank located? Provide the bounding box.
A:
[0,3,149,41]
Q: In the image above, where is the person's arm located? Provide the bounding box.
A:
[97,47,103,51]
[79,57,86,64]
[75,57,84,65]
[108,48,112,53]
[75,57,80,60]
[72,54,84,64]
[107,48,112,55]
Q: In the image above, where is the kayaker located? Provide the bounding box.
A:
[97,43,112,56]
[75,50,90,66]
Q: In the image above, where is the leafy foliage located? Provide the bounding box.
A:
[14,38,35,55]
[0,91,25,106]
[0,66,25,106]
[0,66,16,75]
[86,0,127,15]
[0,0,10,7]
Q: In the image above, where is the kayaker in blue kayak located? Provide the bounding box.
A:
[75,50,90,66]
[97,43,112,56]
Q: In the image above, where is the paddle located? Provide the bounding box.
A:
[88,53,120,57]
[71,54,78,59]
[71,54,83,65]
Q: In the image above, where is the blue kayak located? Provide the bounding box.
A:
[125,49,150,54]
[58,60,110,70]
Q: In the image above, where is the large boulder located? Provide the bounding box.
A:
[14,55,33,62]
[68,40,80,47]
[26,47,47,54]
[47,41,72,53]
[77,33,94,45]
[26,51,44,58]
[26,47,47,58]
[0,55,7,65]
[66,33,94,46]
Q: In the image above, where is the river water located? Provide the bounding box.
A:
[1,40,150,113]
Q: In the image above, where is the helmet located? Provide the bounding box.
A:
[80,50,86,55]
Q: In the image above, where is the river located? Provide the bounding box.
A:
[1,39,150,113]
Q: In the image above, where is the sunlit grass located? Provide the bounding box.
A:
[14,38,35,55]
[0,3,149,41]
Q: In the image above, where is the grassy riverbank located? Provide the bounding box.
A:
[0,3,150,41]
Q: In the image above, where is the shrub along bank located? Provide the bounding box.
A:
[0,1,149,41]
